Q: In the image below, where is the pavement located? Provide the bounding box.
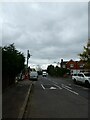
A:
[2,80,33,119]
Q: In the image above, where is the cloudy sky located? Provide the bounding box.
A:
[1,2,88,69]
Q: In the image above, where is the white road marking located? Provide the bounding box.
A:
[52,81,58,84]
[62,84,79,95]
[74,84,82,88]
[50,87,57,89]
[68,84,71,86]
[48,79,58,84]
[82,87,89,90]
[41,84,45,90]
[75,84,89,90]
[54,84,62,90]
[48,79,62,89]
[42,79,79,95]
[62,84,72,89]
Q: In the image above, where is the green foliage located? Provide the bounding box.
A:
[47,65,70,77]
[79,42,90,69]
[2,43,25,90]
[47,65,55,76]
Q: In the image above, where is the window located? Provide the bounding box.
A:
[70,64,74,68]
[79,64,84,68]
[80,74,84,77]
[78,74,84,77]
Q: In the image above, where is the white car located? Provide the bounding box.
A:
[71,73,77,80]
[72,72,90,87]
[42,71,47,77]
[30,71,38,80]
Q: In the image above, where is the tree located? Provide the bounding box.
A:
[47,65,55,76]
[36,65,42,75]
[47,65,70,77]
[79,42,90,69]
[2,43,25,91]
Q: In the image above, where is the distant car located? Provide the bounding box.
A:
[30,70,38,81]
[42,71,47,77]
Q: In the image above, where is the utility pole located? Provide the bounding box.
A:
[27,50,31,68]
[25,50,31,80]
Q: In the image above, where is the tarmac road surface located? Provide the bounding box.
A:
[24,76,89,118]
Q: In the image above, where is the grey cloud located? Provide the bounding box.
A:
[1,2,88,68]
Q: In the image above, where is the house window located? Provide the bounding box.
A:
[79,64,84,68]
[70,64,74,68]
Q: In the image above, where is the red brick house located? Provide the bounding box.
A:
[66,59,85,74]
[60,59,85,74]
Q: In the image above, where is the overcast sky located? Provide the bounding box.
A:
[1,2,88,69]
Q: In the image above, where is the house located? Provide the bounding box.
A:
[66,59,85,74]
[60,59,86,75]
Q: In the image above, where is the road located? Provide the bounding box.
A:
[24,75,89,118]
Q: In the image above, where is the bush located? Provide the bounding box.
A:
[47,65,70,77]
[2,44,25,91]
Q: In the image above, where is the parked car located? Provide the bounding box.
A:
[71,73,77,80]
[72,72,90,87]
[42,71,47,77]
[30,70,38,81]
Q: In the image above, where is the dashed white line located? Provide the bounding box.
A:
[82,87,89,90]
[41,84,45,90]
[62,84,72,89]
[41,79,79,95]
[74,84,89,90]
[62,84,79,95]
[48,79,58,84]
[54,84,62,90]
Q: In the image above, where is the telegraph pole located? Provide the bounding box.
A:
[25,50,31,80]
[27,50,31,68]
[27,50,28,68]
